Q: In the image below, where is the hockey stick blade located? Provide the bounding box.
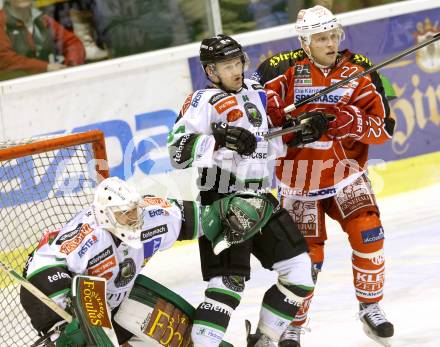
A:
[0,260,73,323]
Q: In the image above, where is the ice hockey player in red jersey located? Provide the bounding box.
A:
[253,5,395,347]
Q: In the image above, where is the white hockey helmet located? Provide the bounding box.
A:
[295,5,344,45]
[92,177,144,248]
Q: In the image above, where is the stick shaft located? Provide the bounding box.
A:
[283,32,440,113]
[0,260,73,323]
[263,124,302,140]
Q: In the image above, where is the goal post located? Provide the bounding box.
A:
[0,130,109,347]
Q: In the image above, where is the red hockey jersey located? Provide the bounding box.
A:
[255,49,394,199]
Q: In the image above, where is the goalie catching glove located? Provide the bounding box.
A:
[202,192,278,255]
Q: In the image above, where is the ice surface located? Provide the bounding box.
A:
[142,184,440,346]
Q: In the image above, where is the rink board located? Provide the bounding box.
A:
[0,0,438,202]
[0,2,440,344]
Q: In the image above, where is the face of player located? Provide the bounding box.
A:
[114,208,140,228]
[208,57,244,92]
[308,29,341,67]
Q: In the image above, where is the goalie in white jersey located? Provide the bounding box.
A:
[168,35,316,347]
[21,176,276,346]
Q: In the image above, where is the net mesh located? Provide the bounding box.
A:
[0,133,104,346]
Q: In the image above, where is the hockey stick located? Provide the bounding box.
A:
[0,260,72,322]
[263,31,440,140]
[0,261,118,346]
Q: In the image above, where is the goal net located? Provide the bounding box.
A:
[0,130,108,347]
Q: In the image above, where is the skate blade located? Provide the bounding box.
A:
[245,319,252,336]
[245,319,253,346]
[363,324,392,347]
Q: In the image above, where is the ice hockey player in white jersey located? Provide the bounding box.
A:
[168,35,316,347]
[20,176,273,346]
[168,40,286,192]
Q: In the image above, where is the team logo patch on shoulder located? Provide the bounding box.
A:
[56,224,83,245]
[251,84,264,90]
[227,109,244,122]
[142,197,172,208]
[180,93,193,115]
[209,92,229,105]
[244,102,262,127]
[215,96,238,113]
[60,224,94,255]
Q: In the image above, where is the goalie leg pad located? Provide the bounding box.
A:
[253,208,308,269]
[192,276,244,347]
[114,275,194,347]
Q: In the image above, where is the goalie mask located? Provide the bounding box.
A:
[92,177,145,248]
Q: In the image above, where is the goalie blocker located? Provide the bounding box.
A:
[115,275,232,347]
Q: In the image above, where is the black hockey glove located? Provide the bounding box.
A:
[286,111,334,147]
[211,122,257,156]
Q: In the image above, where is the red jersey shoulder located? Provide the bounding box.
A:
[347,50,374,69]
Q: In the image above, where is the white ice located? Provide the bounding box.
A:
[142,184,440,347]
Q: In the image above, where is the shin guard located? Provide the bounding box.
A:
[192,276,243,347]
[344,212,385,303]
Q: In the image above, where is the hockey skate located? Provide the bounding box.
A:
[245,320,277,347]
[278,324,310,347]
[359,303,394,347]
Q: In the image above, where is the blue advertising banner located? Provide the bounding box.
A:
[188,7,440,162]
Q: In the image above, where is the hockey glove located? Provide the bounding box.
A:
[211,122,257,156]
[326,105,368,140]
[266,89,287,126]
[202,192,278,255]
[56,319,87,347]
[286,111,333,147]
